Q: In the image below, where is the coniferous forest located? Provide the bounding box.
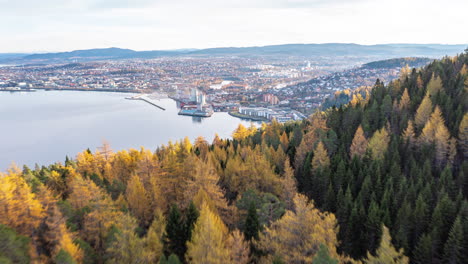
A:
[1,50,468,264]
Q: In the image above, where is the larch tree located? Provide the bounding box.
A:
[399,88,411,111]
[459,113,468,158]
[350,125,368,159]
[402,120,416,147]
[185,203,230,264]
[426,74,444,96]
[233,124,251,141]
[295,111,329,171]
[227,230,250,264]
[144,210,166,263]
[280,132,290,152]
[281,158,297,210]
[0,171,44,237]
[125,174,152,226]
[364,226,409,264]
[312,141,330,171]
[420,105,445,144]
[256,194,339,264]
[414,94,433,128]
[368,127,390,161]
[105,214,148,264]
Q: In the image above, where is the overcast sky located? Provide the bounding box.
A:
[1,0,467,53]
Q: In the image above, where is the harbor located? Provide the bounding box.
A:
[125,95,166,111]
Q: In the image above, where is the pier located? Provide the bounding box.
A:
[126,95,166,111]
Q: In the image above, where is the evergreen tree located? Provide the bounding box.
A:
[312,244,339,264]
[442,216,464,264]
[244,202,260,241]
[365,226,409,264]
[165,204,185,259]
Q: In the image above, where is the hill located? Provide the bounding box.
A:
[1,44,466,64]
[363,57,433,69]
[0,50,467,263]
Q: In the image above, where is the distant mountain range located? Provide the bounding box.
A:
[1,44,466,64]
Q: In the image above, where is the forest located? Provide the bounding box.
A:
[1,50,467,264]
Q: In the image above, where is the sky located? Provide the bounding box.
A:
[1,0,467,53]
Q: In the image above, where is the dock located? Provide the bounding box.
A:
[125,95,166,111]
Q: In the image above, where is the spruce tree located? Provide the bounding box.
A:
[244,202,260,241]
[164,204,185,259]
[442,216,464,264]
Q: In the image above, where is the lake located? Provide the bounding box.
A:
[0,90,254,171]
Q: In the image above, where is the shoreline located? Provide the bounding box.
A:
[32,87,145,93]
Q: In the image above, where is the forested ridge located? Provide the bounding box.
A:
[1,50,467,264]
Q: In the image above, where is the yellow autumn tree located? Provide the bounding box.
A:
[36,185,83,262]
[414,94,433,128]
[350,125,368,159]
[312,141,330,171]
[420,106,443,142]
[233,124,251,141]
[280,131,290,152]
[256,194,339,263]
[105,214,147,264]
[143,209,166,262]
[364,226,409,264]
[295,111,329,171]
[402,120,416,147]
[399,88,411,111]
[281,158,297,210]
[186,203,230,264]
[126,174,153,226]
[426,73,444,96]
[185,156,234,226]
[227,230,250,264]
[0,170,44,236]
[368,127,390,160]
[459,113,468,158]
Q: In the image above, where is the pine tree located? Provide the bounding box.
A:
[350,125,368,159]
[364,226,409,264]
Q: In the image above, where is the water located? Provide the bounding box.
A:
[0,90,254,170]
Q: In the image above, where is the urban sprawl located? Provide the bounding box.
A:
[0,56,410,122]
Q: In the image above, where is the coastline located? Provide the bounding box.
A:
[32,87,145,93]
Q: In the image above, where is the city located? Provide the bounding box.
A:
[0,54,431,122]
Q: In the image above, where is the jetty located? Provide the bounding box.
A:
[125,95,166,111]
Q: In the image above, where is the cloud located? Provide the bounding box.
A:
[0,0,467,52]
